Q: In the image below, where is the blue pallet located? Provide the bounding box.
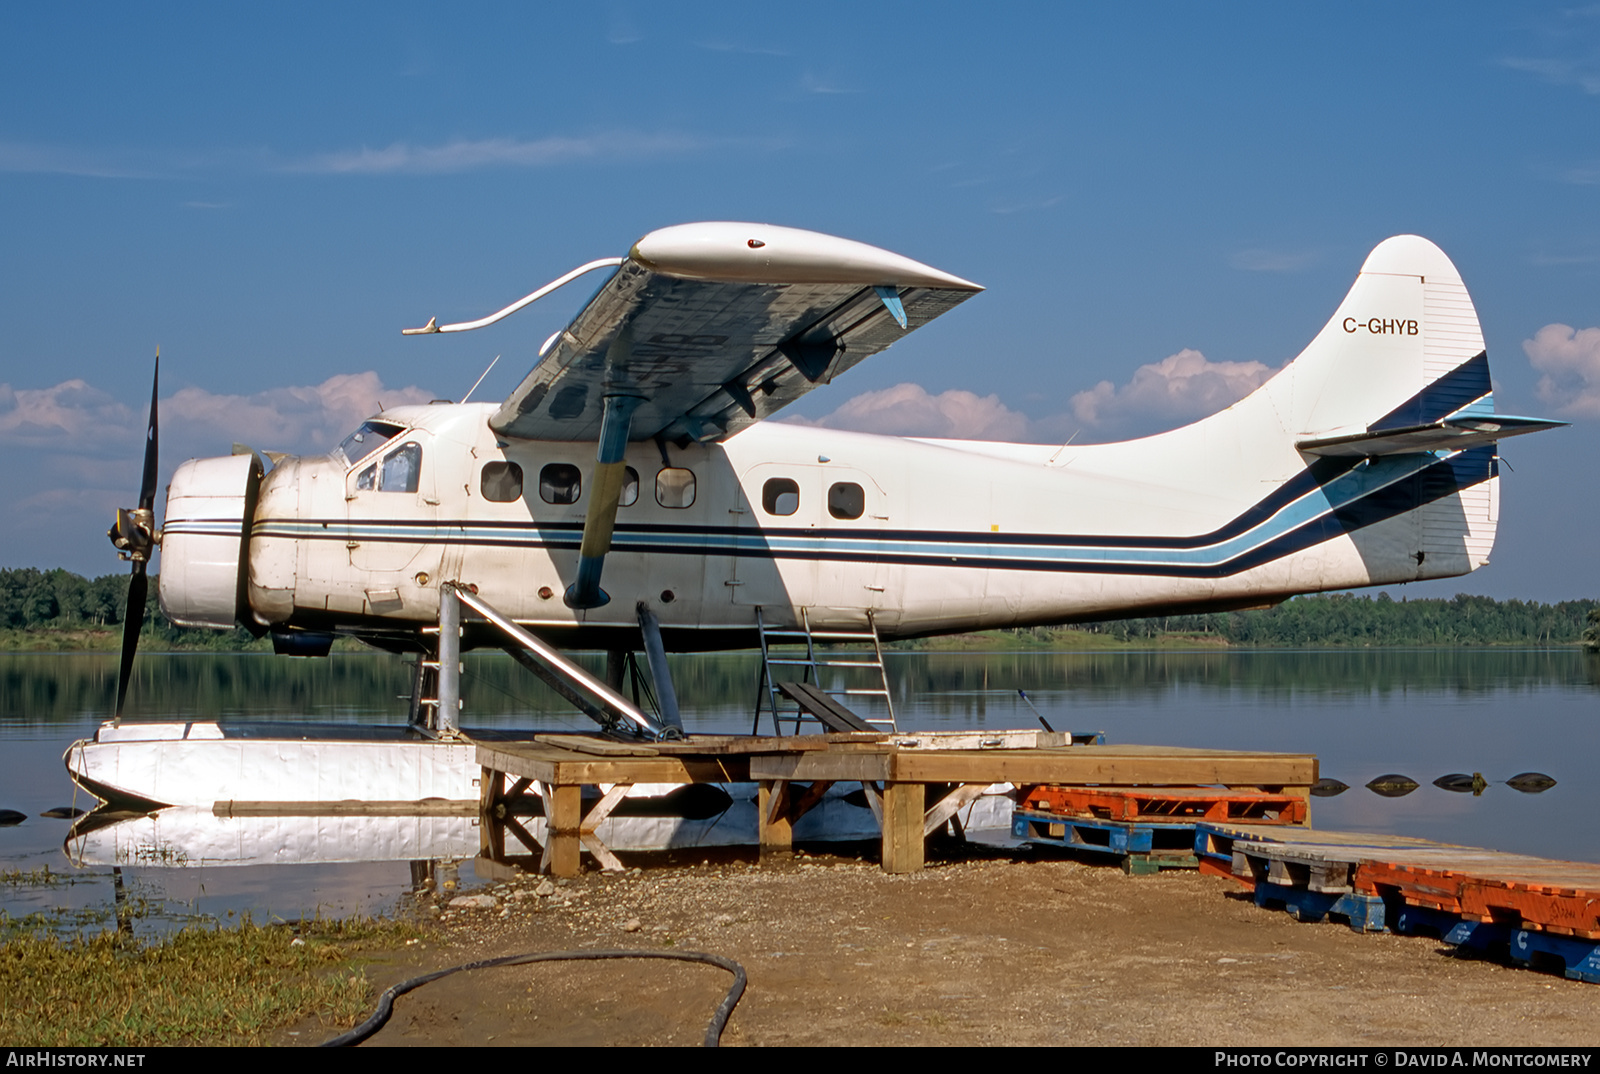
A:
[1509,929,1600,984]
[1389,904,1600,983]
[1253,879,1387,933]
[1013,809,1198,865]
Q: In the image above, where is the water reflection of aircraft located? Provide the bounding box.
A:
[75,224,1564,808]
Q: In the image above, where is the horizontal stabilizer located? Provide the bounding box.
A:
[1297,415,1567,457]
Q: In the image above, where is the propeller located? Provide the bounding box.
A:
[107,353,160,724]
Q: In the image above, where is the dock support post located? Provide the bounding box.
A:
[881,781,926,874]
[542,782,583,878]
[438,586,461,736]
[758,781,794,853]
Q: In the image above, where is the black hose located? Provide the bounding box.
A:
[320,947,748,1048]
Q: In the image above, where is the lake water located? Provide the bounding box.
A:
[2,648,1597,936]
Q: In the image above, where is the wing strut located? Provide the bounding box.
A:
[565,393,644,610]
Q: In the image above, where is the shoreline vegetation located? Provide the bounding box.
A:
[3,566,1598,653]
[0,913,419,1047]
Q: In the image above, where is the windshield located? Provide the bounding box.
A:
[338,420,403,466]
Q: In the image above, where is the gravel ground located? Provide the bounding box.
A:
[287,840,1600,1048]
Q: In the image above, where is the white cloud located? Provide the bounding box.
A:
[0,140,155,179]
[286,133,703,175]
[0,372,435,459]
[788,383,1030,441]
[1500,55,1600,95]
[1069,349,1275,427]
[799,72,859,95]
[1524,323,1600,418]
[1229,248,1319,273]
[0,132,708,179]
[989,195,1063,215]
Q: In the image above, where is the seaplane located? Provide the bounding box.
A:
[69,221,1564,816]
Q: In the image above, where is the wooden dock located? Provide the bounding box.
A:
[1198,823,1600,982]
[474,732,1318,877]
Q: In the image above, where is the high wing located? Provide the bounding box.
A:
[487,222,982,444]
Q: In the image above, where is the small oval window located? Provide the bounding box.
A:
[481,461,523,502]
[763,477,800,516]
[656,467,696,509]
[828,481,865,520]
[540,463,582,505]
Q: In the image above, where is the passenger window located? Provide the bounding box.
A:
[763,478,800,516]
[540,463,581,505]
[620,466,639,507]
[481,461,523,502]
[656,467,696,509]
[828,481,865,520]
[379,442,421,493]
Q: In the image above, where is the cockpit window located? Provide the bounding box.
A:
[380,442,422,494]
[338,421,404,466]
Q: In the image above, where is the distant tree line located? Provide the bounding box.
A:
[1064,591,1600,647]
[2,566,1597,650]
[0,567,261,649]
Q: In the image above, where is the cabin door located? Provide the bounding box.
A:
[730,463,887,617]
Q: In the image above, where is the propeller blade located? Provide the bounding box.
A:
[113,352,159,725]
[138,352,159,512]
[115,566,147,722]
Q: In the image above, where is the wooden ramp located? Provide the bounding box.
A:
[474,732,1316,878]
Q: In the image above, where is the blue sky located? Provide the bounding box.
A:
[2,3,1598,602]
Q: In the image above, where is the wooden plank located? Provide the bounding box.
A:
[923,783,990,837]
[888,747,1317,787]
[579,783,632,833]
[749,750,894,783]
[889,730,1069,751]
[475,742,750,784]
[579,832,625,873]
[778,681,879,732]
[651,733,874,755]
[530,733,659,757]
[788,780,837,826]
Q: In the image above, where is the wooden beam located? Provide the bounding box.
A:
[758,781,793,851]
[544,782,583,878]
[881,782,925,874]
[923,783,990,838]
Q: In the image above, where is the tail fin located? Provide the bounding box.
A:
[1274,236,1562,455]
[1244,235,1561,583]
[1267,235,1491,439]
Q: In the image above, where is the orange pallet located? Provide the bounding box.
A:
[1460,858,1600,938]
[1354,859,1470,914]
[1020,785,1307,825]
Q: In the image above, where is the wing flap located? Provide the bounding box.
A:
[490,223,981,443]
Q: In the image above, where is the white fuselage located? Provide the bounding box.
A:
[224,398,1494,646]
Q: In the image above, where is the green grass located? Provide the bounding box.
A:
[0,915,423,1046]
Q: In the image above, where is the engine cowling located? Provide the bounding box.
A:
[157,454,263,629]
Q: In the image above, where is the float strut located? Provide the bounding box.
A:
[437,585,461,736]
[637,603,683,733]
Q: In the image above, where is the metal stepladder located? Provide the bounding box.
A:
[752,606,898,734]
